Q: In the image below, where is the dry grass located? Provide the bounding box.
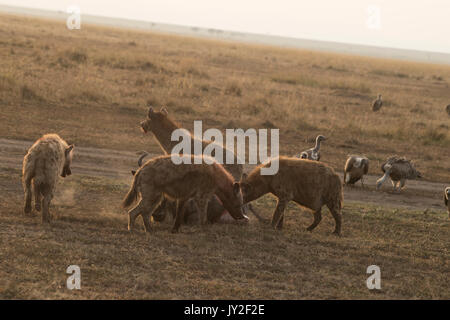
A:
[0,169,448,299]
[0,14,449,181]
[0,14,449,299]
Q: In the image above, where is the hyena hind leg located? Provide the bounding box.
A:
[23,179,33,214]
[33,180,42,212]
[41,190,54,224]
[127,200,144,232]
[141,195,163,233]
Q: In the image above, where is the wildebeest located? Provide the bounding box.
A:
[122,154,248,233]
[240,157,343,235]
[22,134,74,223]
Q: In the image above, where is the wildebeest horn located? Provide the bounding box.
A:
[138,152,149,167]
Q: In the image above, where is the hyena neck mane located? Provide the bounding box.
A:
[212,163,235,198]
[152,116,184,153]
[243,166,270,202]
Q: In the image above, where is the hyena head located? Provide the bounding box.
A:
[140,106,169,134]
[61,145,74,178]
[226,182,246,220]
[239,173,254,204]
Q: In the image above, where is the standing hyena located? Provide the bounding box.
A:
[240,156,343,235]
[122,155,247,233]
[22,134,74,223]
[139,107,251,224]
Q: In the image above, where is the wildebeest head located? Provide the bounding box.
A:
[61,145,74,178]
[140,106,169,134]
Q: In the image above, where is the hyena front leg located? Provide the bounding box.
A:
[194,193,213,226]
[306,209,322,232]
[272,198,289,230]
[172,199,187,233]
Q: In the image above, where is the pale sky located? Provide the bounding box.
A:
[1,0,449,53]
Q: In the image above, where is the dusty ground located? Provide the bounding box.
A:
[0,13,449,299]
[0,137,446,212]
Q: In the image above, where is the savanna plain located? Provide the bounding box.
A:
[0,13,449,299]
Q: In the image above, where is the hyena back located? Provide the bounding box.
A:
[22,134,74,223]
[122,155,247,233]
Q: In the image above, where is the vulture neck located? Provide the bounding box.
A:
[313,138,322,152]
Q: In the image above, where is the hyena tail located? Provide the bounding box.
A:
[122,171,139,209]
[22,155,35,213]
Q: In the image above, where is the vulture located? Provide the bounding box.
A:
[446,104,450,116]
[444,187,450,218]
[376,156,422,191]
[372,94,383,112]
[344,155,369,186]
[298,135,326,161]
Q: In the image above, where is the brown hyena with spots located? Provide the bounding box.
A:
[122,154,248,233]
[138,106,267,224]
[240,156,343,235]
[22,134,74,223]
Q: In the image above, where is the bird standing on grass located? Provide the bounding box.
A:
[376,156,422,192]
[298,135,326,161]
[372,94,383,112]
[344,155,369,187]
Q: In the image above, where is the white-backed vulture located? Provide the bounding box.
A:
[372,94,383,112]
[344,155,369,186]
[297,135,326,161]
[376,156,422,191]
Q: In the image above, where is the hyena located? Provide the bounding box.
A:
[130,152,265,224]
[122,154,248,233]
[240,156,343,235]
[22,134,74,223]
[139,107,263,224]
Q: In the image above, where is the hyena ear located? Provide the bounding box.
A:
[233,182,241,195]
[239,182,251,194]
[131,170,136,176]
[160,107,168,116]
[65,145,74,154]
[148,107,154,118]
